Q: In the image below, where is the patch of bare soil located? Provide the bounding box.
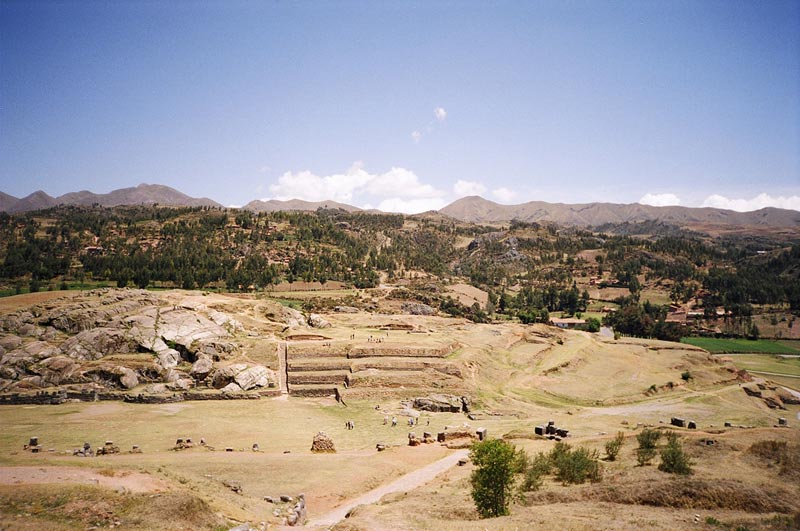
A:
[0,290,72,312]
[0,466,171,493]
[0,483,224,531]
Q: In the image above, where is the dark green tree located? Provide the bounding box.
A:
[470,439,524,518]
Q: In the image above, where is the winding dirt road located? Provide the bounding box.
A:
[305,448,469,529]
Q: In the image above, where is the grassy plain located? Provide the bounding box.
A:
[1,290,799,530]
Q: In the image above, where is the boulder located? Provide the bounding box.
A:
[262,303,307,328]
[167,378,193,391]
[17,323,43,337]
[116,367,139,390]
[157,349,182,370]
[144,383,169,394]
[163,368,183,383]
[333,306,359,313]
[234,365,272,391]
[191,356,214,380]
[220,382,244,395]
[308,314,331,329]
[401,302,437,316]
[0,335,22,351]
[413,394,467,413]
[211,363,247,389]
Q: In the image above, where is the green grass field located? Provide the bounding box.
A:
[726,353,800,377]
[681,337,800,354]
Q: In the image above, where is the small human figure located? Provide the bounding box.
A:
[383,416,388,425]
[391,416,397,427]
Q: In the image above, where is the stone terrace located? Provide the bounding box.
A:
[285,339,462,398]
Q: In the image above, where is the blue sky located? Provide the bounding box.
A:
[1,0,798,212]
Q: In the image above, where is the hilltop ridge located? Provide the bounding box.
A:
[440,195,800,227]
[1,184,798,228]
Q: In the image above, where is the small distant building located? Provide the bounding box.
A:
[666,311,687,324]
[551,317,586,329]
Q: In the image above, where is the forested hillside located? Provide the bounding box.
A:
[1,205,798,337]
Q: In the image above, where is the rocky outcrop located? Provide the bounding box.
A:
[333,306,359,313]
[60,328,136,361]
[308,314,331,329]
[1,341,60,369]
[208,310,244,333]
[412,394,469,413]
[33,356,80,386]
[261,303,307,328]
[212,364,275,391]
[401,302,437,316]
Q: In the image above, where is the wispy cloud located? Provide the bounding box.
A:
[639,193,681,207]
[701,193,800,212]
[410,106,448,143]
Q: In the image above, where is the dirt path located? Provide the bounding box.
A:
[0,466,171,493]
[305,448,469,529]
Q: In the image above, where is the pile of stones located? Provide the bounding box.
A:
[310,432,335,453]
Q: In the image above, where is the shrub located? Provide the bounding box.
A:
[519,451,552,492]
[585,317,601,333]
[549,442,601,485]
[470,439,524,518]
[681,370,692,381]
[636,428,661,466]
[748,440,800,480]
[658,431,693,474]
[605,432,625,461]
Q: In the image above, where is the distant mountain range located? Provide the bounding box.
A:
[2,184,798,228]
[440,196,800,228]
[0,184,221,212]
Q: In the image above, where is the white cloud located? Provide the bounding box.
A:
[366,167,444,198]
[639,193,682,207]
[701,193,800,212]
[411,130,422,143]
[453,180,487,197]
[434,106,447,121]
[377,197,448,214]
[265,162,446,213]
[491,187,517,203]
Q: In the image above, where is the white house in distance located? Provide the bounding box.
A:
[551,317,586,329]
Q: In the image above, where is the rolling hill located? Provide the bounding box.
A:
[1,184,221,212]
[439,196,800,228]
